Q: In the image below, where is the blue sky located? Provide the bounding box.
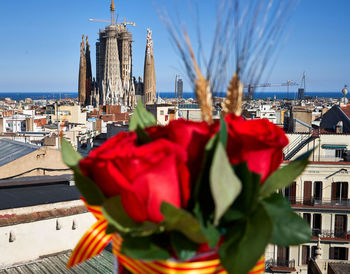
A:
[0,0,349,93]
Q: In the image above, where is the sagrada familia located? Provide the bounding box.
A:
[78,0,156,108]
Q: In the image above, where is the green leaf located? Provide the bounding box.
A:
[232,163,261,214]
[61,138,82,168]
[193,204,220,248]
[129,100,156,131]
[121,235,170,261]
[135,126,152,144]
[161,202,207,244]
[219,117,227,147]
[210,142,242,225]
[73,169,105,205]
[102,196,162,236]
[193,134,218,201]
[170,232,198,261]
[260,150,312,198]
[222,208,245,223]
[102,196,141,233]
[262,193,311,246]
[219,206,272,274]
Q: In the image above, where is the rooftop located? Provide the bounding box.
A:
[0,246,114,274]
[0,139,40,167]
[0,175,79,210]
[340,104,350,119]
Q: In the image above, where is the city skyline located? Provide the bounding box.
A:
[0,0,349,93]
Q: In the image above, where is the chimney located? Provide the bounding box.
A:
[336,121,343,133]
[25,117,34,132]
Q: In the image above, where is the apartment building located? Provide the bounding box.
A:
[265,162,350,273]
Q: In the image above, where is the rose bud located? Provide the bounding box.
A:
[80,132,190,223]
[225,114,289,183]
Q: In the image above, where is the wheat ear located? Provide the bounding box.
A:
[184,31,213,124]
[222,72,243,116]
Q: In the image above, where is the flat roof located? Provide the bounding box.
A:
[0,181,80,210]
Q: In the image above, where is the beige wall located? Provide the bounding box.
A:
[0,147,71,179]
[50,105,87,124]
[0,200,95,267]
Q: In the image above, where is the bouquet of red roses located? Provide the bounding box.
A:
[62,2,308,272]
[62,102,311,274]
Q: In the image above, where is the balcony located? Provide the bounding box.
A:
[311,229,350,241]
[266,259,296,272]
[284,196,350,209]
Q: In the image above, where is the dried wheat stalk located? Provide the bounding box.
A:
[184,31,213,124]
[222,72,243,116]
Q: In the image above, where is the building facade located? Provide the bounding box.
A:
[265,162,350,273]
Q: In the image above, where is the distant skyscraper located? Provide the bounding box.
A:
[143,29,156,104]
[297,72,306,100]
[177,78,183,99]
[297,88,305,100]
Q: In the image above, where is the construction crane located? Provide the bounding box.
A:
[246,80,298,100]
[89,0,136,27]
[89,18,136,27]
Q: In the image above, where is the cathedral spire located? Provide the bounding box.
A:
[78,35,87,105]
[85,36,92,105]
[143,29,156,104]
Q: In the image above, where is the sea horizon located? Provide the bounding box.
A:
[0,90,348,101]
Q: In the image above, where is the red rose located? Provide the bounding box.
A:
[79,131,190,223]
[146,119,217,182]
[225,114,288,182]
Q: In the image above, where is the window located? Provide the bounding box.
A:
[283,182,296,204]
[334,215,347,238]
[336,149,345,158]
[277,247,289,266]
[303,213,311,226]
[314,181,322,201]
[160,110,164,115]
[332,182,348,202]
[329,247,348,260]
[302,245,310,265]
[312,214,322,236]
[304,181,312,205]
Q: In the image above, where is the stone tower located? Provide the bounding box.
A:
[78,35,86,105]
[78,35,93,106]
[100,25,123,105]
[85,37,93,105]
[94,0,136,107]
[143,29,156,104]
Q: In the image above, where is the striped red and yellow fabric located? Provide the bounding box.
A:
[68,202,265,273]
[67,203,112,268]
[112,234,265,274]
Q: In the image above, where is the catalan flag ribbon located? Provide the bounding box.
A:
[68,203,264,274]
[67,203,112,268]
